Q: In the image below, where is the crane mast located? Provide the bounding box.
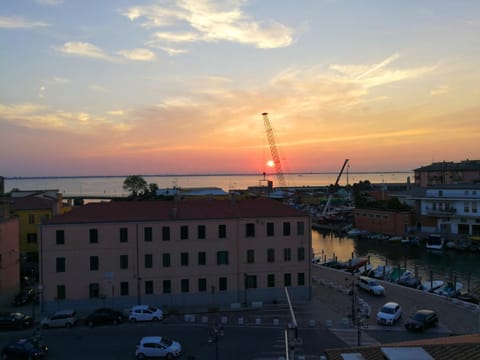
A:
[262,112,287,188]
[322,158,350,216]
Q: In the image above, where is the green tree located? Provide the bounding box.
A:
[123,175,148,198]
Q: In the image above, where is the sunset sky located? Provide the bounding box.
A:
[1,0,479,177]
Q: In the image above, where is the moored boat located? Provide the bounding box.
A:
[434,282,463,297]
[420,279,444,292]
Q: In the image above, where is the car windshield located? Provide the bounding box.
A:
[160,338,172,346]
[412,313,426,321]
[381,307,395,314]
[369,280,379,286]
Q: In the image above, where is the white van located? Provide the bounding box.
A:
[358,276,385,296]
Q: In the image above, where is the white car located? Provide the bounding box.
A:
[376,302,402,325]
[135,336,182,359]
[129,305,163,322]
[358,276,385,296]
[40,309,77,329]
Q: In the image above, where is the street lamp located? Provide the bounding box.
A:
[208,321,224,360]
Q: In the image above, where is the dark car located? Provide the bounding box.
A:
[405,309,438,331]
[0,312,33,330]
[85,308,124,327]
[1,337,47,359]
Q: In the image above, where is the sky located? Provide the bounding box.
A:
[1,0,479,177]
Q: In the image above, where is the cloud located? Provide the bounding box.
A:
[52,76,70,84]
[57,41,117,61]
[430,85,450,96]
[123,0,293,51]
[0,15,49,29]
[35,0,63,5]
[117,48,156,61]
[89,84,109,92]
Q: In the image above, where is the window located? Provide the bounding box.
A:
[267,248,275,263]
[27,233,37,243]
[296,221,305,235]
[89,228,98,243]
[56,285,66,300]
[298,273,305,286]
[120,255,128,269]
[120,282,129,296]
[56,257,65,272]
[145,280,153,294]
[120,227,128,242]
[283,222,291,236]
[218,224,226,238]
[464,202,470,213]
[163,280,171,294]
[284,248,291,261]
[267,274,275,288]
[162,253,171,267]
[89,283,99,298]
[144,227,152,242]
[266,222,274,236]
[217,251,229,265]
[197,225,206,239]
[162,226,170,241]
[90,256,99,271]
[284,273,291,286]
[180,225,189,240]
[297,247,305,261]
[56,230,65,245]
[219,277,227,291]
[28,214,35,224]
[181,279,189,292]
[198,278,207,292]
[181,252,189,266]
[246,223,255,237]
[198,252,206,265]
[247,249,255,263]
[145,254,153,268]
[245,275,257,289]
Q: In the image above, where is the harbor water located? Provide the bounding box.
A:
[312,230,480,297]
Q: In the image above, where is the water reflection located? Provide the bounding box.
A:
[312,230,480,296]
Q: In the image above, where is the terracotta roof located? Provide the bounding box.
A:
[414,160,480,172]
[9,195,57,211]
[325,334,480,360]
[46,198,306,224]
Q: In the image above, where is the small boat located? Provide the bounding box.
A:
[372,265,392,279]
[420,280,444,292]
[425,234,444,250]
[397,270,421,288]
[387,236,403,243]
[347,228,369,237]
[456,293,480,304]
[434,282,463,297]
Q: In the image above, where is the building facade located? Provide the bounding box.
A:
[353,208,412,236]
[40,198,311,312]
[0,201,20,305]
[414,159,480,187]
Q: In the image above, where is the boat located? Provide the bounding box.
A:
[388,267,406,282]
[420,280,444,292]
[397,271,421,288]
[456,292,480,304]
[341,257,370,273]
[347,228,369,237]
[387,236,403,243]
[425,234,445,251]
[371,265,392,280]
[434,282,463,297]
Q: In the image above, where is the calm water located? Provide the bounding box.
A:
[312,230,480,296]
[4,172,412,197]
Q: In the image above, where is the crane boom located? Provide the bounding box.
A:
[322,159,350,216]
[262,112,287,188]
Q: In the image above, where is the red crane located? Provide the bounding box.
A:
[262,112,287,188]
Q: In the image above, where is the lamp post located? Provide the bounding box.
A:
[208,322,224,360]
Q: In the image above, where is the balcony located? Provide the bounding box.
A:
[425,207,456,216]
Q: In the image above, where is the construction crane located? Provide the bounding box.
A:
[262,112,287,188]
[322,158,350,216]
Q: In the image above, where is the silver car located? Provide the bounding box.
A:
[40,309,77,329]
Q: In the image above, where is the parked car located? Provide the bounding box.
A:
[376,302,402,325]
[1,337,47,359]
[0,312,33,330]
[358,276,385,296]
[85,308,124,327]
[135,336,182,359]
[405,309,439,331]
[40,309,77,329]
[129,305,163,322]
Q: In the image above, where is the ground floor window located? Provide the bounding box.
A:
[145,280,153,294]
[89,283,99,298]
[56,285,66,300]
[120,281,129,296]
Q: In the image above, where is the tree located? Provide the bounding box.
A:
[123,175,148,198]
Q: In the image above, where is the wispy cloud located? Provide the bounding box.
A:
[117,48,156,61]
[0,15,49,29]
[35,0,63,5]
[430,85,450,96]
[52,76,70,84]
[89,85,109,93]
[123,0,294,51]
[58,41,116,61]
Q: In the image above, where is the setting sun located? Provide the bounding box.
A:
[267,160,275,167]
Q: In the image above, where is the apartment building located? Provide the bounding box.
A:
[0,201,20,305]
[40,198,311,311]
[414,159,480,187]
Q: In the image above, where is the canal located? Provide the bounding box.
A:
[312,230,480,297]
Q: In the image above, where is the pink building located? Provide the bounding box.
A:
[40,198,311,311]
[414,160,480,187]
[0,201,20,305]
